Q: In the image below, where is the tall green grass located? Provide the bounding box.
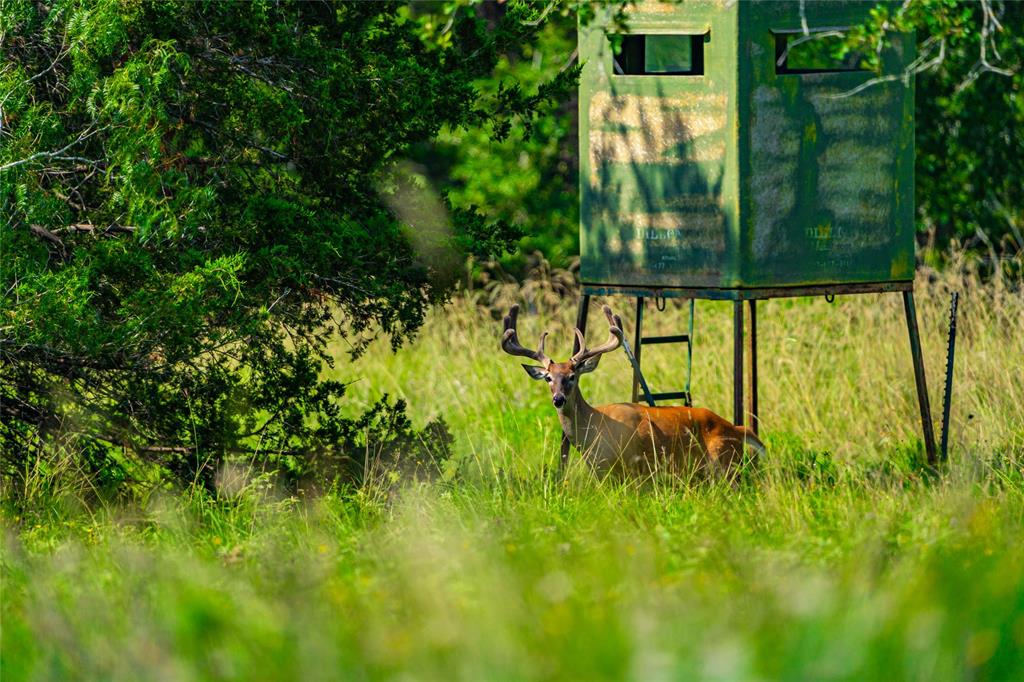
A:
[3,258,1023,681]
[335,253,1022,475]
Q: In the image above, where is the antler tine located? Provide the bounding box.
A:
[602,305,621,331]
[573,328,586,358]
[503,304,519,333]
[500,305,550,365]
[572,305,623,364]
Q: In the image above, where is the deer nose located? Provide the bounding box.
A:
[552,394,566,408]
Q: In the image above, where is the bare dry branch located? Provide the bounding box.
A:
[29,224,67,258]
[955,0,1016,94]
[830,36,945,99]
[522,0,559,27]
[0,125,104,172]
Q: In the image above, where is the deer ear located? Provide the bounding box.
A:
[575,355,601,374]
[522,364,548,380]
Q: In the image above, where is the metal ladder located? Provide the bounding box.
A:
[623,297,695,407]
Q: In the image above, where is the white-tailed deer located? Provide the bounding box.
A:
[501,304,764,479]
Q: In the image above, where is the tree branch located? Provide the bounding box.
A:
[28,224,68,259]
[0,126,104,172]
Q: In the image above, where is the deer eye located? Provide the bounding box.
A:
[544,375,552,383]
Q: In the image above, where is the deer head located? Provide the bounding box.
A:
[501,304,623,409]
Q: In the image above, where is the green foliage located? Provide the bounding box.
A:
[0,0,575,490]
[412,8,582,273]
[806,1,1024,262]
[2,241,1022,681]
[5,449,1024,680]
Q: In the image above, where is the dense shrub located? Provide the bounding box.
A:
[0,0,572,491]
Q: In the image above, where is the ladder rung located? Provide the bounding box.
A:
[649,391,691,402]
[640,334,690,345]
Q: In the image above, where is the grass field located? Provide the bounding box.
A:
[3,258,1024,681]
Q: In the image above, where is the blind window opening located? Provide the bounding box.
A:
[775,31,867,74]
[611,34,706,76]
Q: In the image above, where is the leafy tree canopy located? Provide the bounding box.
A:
[850,0,1024,265]
[413,6,581,273]
[0,0,574,489]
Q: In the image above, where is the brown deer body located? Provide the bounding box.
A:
[501,305,764,479]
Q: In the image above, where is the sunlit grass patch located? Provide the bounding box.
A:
[3,258,1023,681]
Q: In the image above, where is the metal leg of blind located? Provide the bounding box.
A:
[903,290,937,466]
[747,299,758,436]
[631,297,644,403]
[733,300,744,427]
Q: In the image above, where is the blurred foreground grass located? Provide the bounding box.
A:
[3,258,1024,681]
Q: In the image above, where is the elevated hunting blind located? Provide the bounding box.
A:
[579,0,916,292]
[569,1,942,466]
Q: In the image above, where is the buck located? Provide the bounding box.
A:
[501,304,764,478]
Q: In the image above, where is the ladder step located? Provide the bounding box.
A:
[649,391,691,402]
[640,334,690,345]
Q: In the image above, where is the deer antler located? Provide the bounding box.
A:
[501,305,551,366]
[572,305,623,364]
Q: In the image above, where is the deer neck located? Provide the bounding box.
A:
[557,390,600,450]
